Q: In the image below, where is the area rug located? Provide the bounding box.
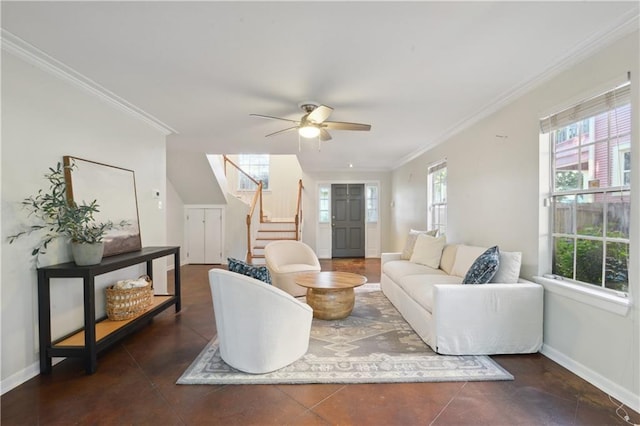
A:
[177,284,513,385]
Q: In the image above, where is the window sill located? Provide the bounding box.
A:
[533,276,631,316]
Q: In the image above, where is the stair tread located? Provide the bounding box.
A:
[255,237,297,241]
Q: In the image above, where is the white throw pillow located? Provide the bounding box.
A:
[439,243,457,275]
[451,245,488,277]
[491,251,522,283]
[401,229,438,260]
[409,234,446,268]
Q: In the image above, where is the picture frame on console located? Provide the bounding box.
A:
[63,155,142,257]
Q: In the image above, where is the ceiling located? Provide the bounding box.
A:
[2,2,638,172]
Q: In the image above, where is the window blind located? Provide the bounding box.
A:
[540,82,631,133]
[428,160,447,174]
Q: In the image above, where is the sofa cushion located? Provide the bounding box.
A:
[410,234,446,268]
[383,260,445,283]
[439,244,458,275]
[491,251,522,283]
[227,257,272,284]
[399,274,463,313]
[462,246,500,284]
[451,245,489,277]
[401,228,438,260]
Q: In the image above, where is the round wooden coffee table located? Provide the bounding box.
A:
[295,271,367,320]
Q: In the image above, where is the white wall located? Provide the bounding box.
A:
[223,196,251,262]
[167,150,226,205]
[166,179,186,266]
[1,52,169,391]
[390,31,639,410]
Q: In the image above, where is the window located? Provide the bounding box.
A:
[620,150,631,186]
[366,184,379,223]
[237,154,269,190]
[427,161,447,234]
[318,186,330,223]
[541,82,631,293]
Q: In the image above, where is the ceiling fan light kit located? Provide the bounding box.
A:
[250,102,371,144]
[298,124,320,138]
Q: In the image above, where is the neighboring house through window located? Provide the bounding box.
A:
[427,160,447,235]
[237,154,269,190]
[540,81,631,293]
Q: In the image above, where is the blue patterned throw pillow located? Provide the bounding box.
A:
[462,246,500,284]
[227,258,272,285]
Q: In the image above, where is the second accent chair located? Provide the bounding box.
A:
[264,240,321,296]
[208,269,312,374]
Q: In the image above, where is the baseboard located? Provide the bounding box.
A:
[1,362,39,395]
[165,259,189,271]
[541,344,640,413]
[1,358,65,395]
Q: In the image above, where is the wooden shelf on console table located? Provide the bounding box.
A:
[37,246,181,375]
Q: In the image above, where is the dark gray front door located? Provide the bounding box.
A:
[331,184,365,258]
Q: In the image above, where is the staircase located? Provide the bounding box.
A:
[251,220,297,265]
[220,155,303,266]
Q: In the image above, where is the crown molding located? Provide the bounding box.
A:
[394,9,640,170]
[1,29,177,136]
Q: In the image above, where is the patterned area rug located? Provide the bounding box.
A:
[177,284,513,384]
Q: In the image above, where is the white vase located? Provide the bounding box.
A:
[71,242,105,266]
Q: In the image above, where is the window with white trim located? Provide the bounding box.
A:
[427,161,447,234]
[237,154,269,190]
[366,184,379,223]
[318,185,330,223]
[540,82,631,293]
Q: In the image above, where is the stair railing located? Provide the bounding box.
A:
[295,179,303,240]
[223,155,264,262]
[246,181,263,263]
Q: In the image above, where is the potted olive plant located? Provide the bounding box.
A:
[8,162,123,266]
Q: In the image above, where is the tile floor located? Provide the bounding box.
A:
[1,259,638,425]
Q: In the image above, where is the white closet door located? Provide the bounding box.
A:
[204,208,223,264]
[186,208,205,264]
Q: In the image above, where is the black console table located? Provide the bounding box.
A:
[37,246,181,374]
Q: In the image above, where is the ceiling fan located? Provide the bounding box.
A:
[250,102,371,142]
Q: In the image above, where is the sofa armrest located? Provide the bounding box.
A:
[381,252,402,265]
[432,282,543,355]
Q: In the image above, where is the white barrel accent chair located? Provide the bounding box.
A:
[208,269,313,374]
[264,240,321,297]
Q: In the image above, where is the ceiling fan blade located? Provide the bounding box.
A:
[265,126,298,138]
[320,128,332,141]
[307,105,333,124]
[250,113,299,124]
[323,121,371,131]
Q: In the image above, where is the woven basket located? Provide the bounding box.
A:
[106,275,153,321]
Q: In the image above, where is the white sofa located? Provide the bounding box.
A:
[381,243,543,355]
